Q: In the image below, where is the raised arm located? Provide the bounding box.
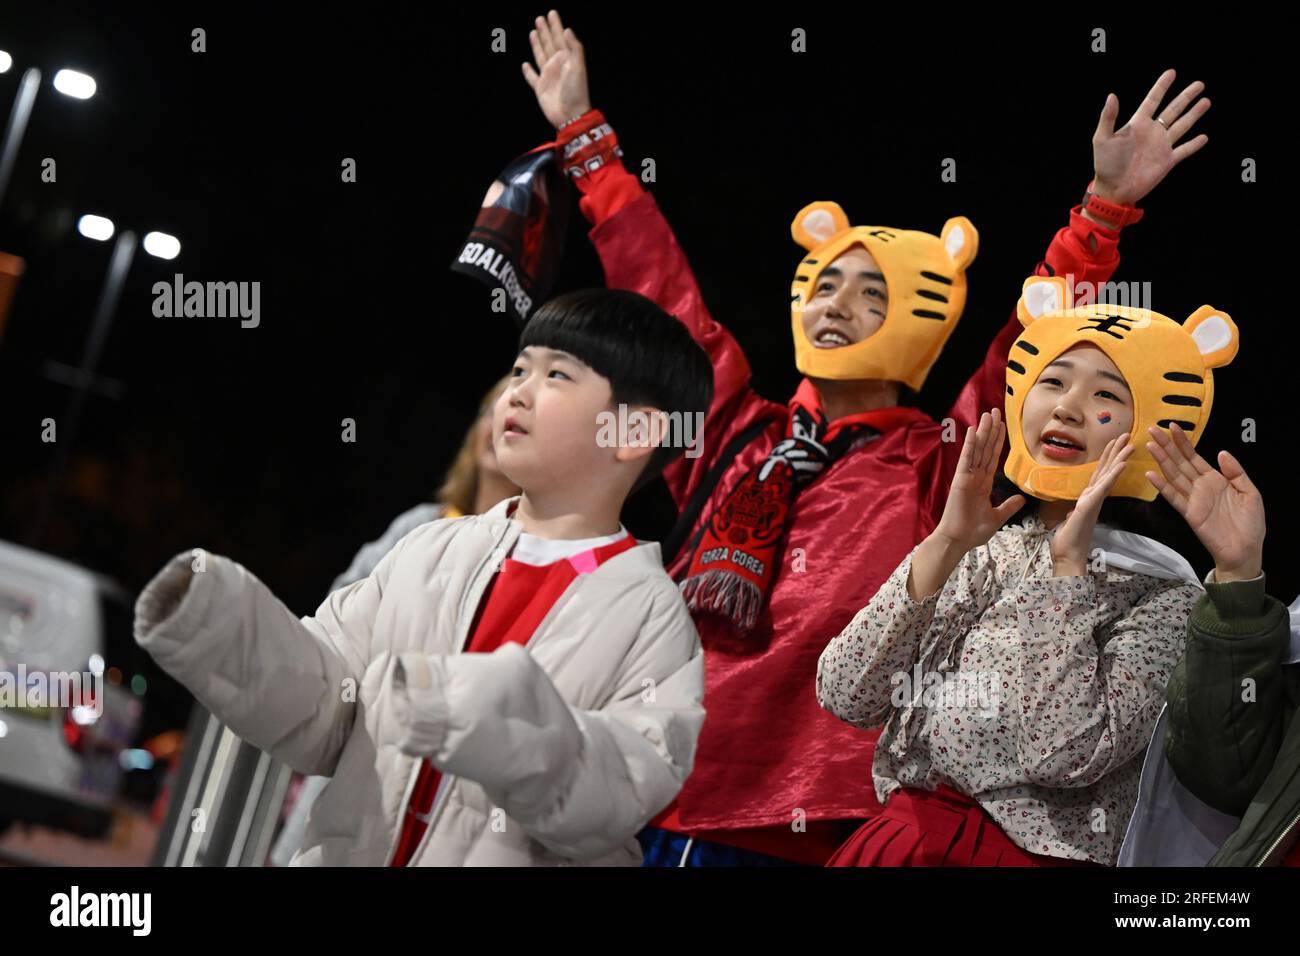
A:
[132,526,426,776]
[945,204,1122,444]
[1164,577,1292,815]
[817,541,989,730]
[939,70,1212,510]
[1142,425,1289,815]
[819,410,1022,728]
[522,11,765,505]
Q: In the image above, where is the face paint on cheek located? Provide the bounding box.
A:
[1097,412,1112,425]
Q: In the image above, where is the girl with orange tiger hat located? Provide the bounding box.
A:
[817,278,1239,866]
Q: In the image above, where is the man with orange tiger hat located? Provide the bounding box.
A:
[514,9,1211,866]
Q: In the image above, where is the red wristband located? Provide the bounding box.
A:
[556,109,623,180]
[1082,182,1144,227]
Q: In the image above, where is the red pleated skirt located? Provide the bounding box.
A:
[826,783,1103,867]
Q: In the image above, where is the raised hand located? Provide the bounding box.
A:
[909,409,1024,601]
[1091,68,1211,207]
[1049,434,1134,576]
[1146,423,1265,582]
[521,10,591,131]
[935,409,1027,555]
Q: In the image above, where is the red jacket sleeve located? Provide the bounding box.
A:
[564,129,775,508]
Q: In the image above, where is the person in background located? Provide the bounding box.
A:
[329,374,520,592]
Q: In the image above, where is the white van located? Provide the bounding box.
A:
[0,539,139,838]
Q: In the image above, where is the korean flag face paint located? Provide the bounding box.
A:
[1021,344,1134,468]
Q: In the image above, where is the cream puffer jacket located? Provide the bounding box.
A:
[133,497,705,865]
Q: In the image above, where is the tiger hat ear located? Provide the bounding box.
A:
[1016,275,1072,328]
[791,201,851,250]
[1183,306,1239,369]
[940,216,978,270]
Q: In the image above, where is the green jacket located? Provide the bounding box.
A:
[1164,574,1300,866]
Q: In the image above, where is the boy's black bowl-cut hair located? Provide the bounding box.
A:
[519,288,714,489]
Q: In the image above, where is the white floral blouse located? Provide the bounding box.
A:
[816,512,1201,865]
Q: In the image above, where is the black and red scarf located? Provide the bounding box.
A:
[679,380,914,634]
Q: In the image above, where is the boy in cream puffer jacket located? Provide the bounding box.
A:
[134,288,712,865]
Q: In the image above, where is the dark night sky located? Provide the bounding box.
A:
[0,3,1287,726]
